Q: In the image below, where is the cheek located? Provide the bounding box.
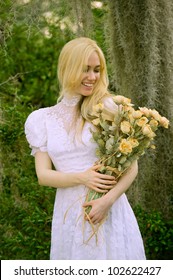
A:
[80,73,87,82]
[96,73,101,81]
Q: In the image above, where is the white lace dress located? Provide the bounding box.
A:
[25,95,146,260]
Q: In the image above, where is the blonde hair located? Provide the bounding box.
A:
[57,37,111,130]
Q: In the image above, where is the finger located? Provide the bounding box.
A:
[91,215,106,225]
[92,186,108,193]
[86,211,103,224]
[99,173,116,180]
[96,178,117,185]
[90,217,100,225]
[92,164,103,171]
[95,183,116,190]
[83,202,92,207]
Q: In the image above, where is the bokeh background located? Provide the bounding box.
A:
[0,0,173,259]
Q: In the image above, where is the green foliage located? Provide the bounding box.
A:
[0,190,54,260]
[0,24,65,107]
[0,0,172,260]
[0,101,55,259]
[0,0,78,260]
[134,205,173,260]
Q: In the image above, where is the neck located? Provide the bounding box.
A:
[61,93,82,107]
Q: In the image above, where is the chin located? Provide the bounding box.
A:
[82,93,93,98]
[76,86,94,97]
[81,90,94,97]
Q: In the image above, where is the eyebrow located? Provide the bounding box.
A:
[86,65,101,68]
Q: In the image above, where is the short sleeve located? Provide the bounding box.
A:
[103,95,119,113]
[25,108,48,156]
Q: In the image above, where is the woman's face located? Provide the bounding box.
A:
[75,51,101,96]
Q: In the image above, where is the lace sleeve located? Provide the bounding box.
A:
[24,108,48,156]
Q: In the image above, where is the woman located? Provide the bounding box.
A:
[25,37,146,260]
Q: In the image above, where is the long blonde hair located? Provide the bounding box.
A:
[57,37,111,128]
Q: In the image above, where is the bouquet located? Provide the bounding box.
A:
[84,95,169,216]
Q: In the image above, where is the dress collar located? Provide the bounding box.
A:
[61,94,82,107]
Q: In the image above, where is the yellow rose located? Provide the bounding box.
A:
[147,131,156,138]
[128,112,135,124]
[149,109,161,121]
[159,116,169,128]
[149,119,159,130]
[92,118,100,126]
[139,107,150,117]
[120,121,131,134]
[119,139,133,154]
[91,103,104,118]
[123,97,132,105]
[92,103,104,115]
[136,117,148,127]
[132,110,143,119]
[128,138,139,148]
[124,105,134,113]
[113,95,124,104]
[113,95,132,105]
[142,124,152,135]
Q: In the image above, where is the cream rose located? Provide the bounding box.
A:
[124,105,134,112]
[149,109,161,121]
[142,124,152,135]
[120,121,131,134]
[132,110,143,119]
[159,116,169,128]
[113,95,131,105]
[127,112,135,124]
[142,124,156,138]
[113,95,124,104]
[139,107,150,117]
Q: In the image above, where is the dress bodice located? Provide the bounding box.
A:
[25,95,98,172]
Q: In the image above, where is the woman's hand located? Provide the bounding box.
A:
[83,195,111,224]
[81,164,117,193]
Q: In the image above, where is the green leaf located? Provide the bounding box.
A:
[119,156,127,164]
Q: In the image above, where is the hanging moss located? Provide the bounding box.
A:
[105,0,173,219]
[60,0,94,37]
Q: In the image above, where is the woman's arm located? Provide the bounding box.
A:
[104,160,138,206]
[83,160,138,224]
[35,151,116,191]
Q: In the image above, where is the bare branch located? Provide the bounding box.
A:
[0,71,35,87]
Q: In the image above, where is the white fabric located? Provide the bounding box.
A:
[25,95,146,260]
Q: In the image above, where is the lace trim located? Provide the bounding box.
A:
[61,95,82,107]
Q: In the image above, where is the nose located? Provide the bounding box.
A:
[88,70,96,80]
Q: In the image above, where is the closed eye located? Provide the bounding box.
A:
[94,68,100,73]
[83,66,100,73]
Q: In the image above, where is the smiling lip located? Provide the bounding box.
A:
[82,82,94,88]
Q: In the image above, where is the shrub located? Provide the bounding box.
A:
[134,205,173,260]
[0,102,55,259]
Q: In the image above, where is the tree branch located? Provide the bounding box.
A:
[0,71,35,87]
